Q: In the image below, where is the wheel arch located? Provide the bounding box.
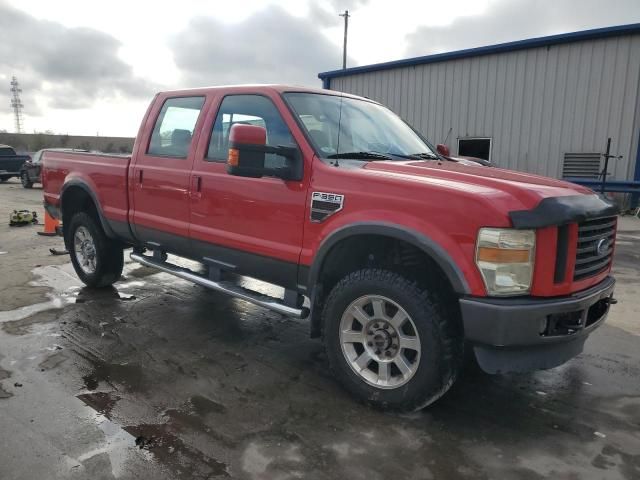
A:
[306,222,470,337]
[60,180,116,242]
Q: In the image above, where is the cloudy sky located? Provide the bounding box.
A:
[1,0,639,137]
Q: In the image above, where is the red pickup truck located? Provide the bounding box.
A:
[42,85,618,410]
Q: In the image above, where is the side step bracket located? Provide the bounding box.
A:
[130,252,309,319]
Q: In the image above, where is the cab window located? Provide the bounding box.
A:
[147,96,205,158]
[207,95,295,168]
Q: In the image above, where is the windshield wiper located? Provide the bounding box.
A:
[327,151,393,160]
[406,152,440,160]
[383,151,441,160]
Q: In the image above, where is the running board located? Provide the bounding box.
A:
[130,252,309,319]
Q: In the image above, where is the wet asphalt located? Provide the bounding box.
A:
[0,182,639,480]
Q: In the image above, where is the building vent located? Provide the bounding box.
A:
[562,153,601,179]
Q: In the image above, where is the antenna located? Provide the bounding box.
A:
[10,76,24,134]
[443,127,452,146]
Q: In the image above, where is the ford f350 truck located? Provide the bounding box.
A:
[42,85,618,410]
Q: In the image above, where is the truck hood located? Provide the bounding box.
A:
[363,160,594,210]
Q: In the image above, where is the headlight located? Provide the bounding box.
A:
[476,228,535,296]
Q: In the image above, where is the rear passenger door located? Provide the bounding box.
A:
[131,96,206,255]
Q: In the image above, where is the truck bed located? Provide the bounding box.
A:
[43,150,131,227]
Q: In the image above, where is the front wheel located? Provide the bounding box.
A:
[21,171,33,188]
[322,269,462,411]
[67,212,124,287]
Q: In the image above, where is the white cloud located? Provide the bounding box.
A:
[1,0,638,136]
[170,5,354,88]
[405,0,640,57]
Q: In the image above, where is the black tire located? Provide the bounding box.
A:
[0,176,10,183]
[67,212,124,287]
[21,171,33,188]
[322,268,463,411]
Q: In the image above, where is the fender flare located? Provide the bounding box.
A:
[307,222,470,295]
[60,180,116,239]
[306,222,470,337]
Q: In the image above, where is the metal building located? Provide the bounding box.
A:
[318,24,640,188]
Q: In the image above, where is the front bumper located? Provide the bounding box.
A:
[459,276,615,373]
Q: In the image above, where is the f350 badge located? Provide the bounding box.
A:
[310,191,344,223]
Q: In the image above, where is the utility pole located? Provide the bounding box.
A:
[10,76,24,134]
[339,10,350,69]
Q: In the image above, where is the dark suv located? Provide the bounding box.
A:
[20,148,87,188]
[0,144,30,182]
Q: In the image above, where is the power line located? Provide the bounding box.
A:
[339,10,350,69]
[10,76,24,134]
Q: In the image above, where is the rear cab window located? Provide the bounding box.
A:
[147,96,205,158]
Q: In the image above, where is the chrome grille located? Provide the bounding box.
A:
[574,216,616,281]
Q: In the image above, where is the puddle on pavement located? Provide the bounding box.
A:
[78,391,121,417]
[77,391,230,478]
[82,359,146,392]
[0,262,152,325]
[124,423,229,478]
[1,310,60,336]
[189,394,227,415]
[0,259,214,475]
[161,395,236,449]
[164,394,227,421]
[74,409,153,477]
[38,350,69,371]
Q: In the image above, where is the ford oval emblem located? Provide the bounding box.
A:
[596,238,609,256]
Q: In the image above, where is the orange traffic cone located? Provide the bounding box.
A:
[37,210,60,237]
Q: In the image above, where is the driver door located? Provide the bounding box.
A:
[189,93,307,288]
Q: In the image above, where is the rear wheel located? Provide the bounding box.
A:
[322,268,462,411]
[67,212,123,287]
[21,171,33,188]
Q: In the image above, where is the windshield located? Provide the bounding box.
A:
[284,92,435,160]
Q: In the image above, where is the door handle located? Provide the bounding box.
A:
[138,169,143,184]
[190,175,202,199]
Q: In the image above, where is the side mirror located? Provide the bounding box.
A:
[227,124,301,181]
[436,143,450,157]
[227,124,267,178]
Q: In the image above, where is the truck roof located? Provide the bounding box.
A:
[155,84,374,103]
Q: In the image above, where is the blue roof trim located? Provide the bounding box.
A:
[318,23,640,81]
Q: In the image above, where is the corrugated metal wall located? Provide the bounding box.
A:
[329,33,640,181]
